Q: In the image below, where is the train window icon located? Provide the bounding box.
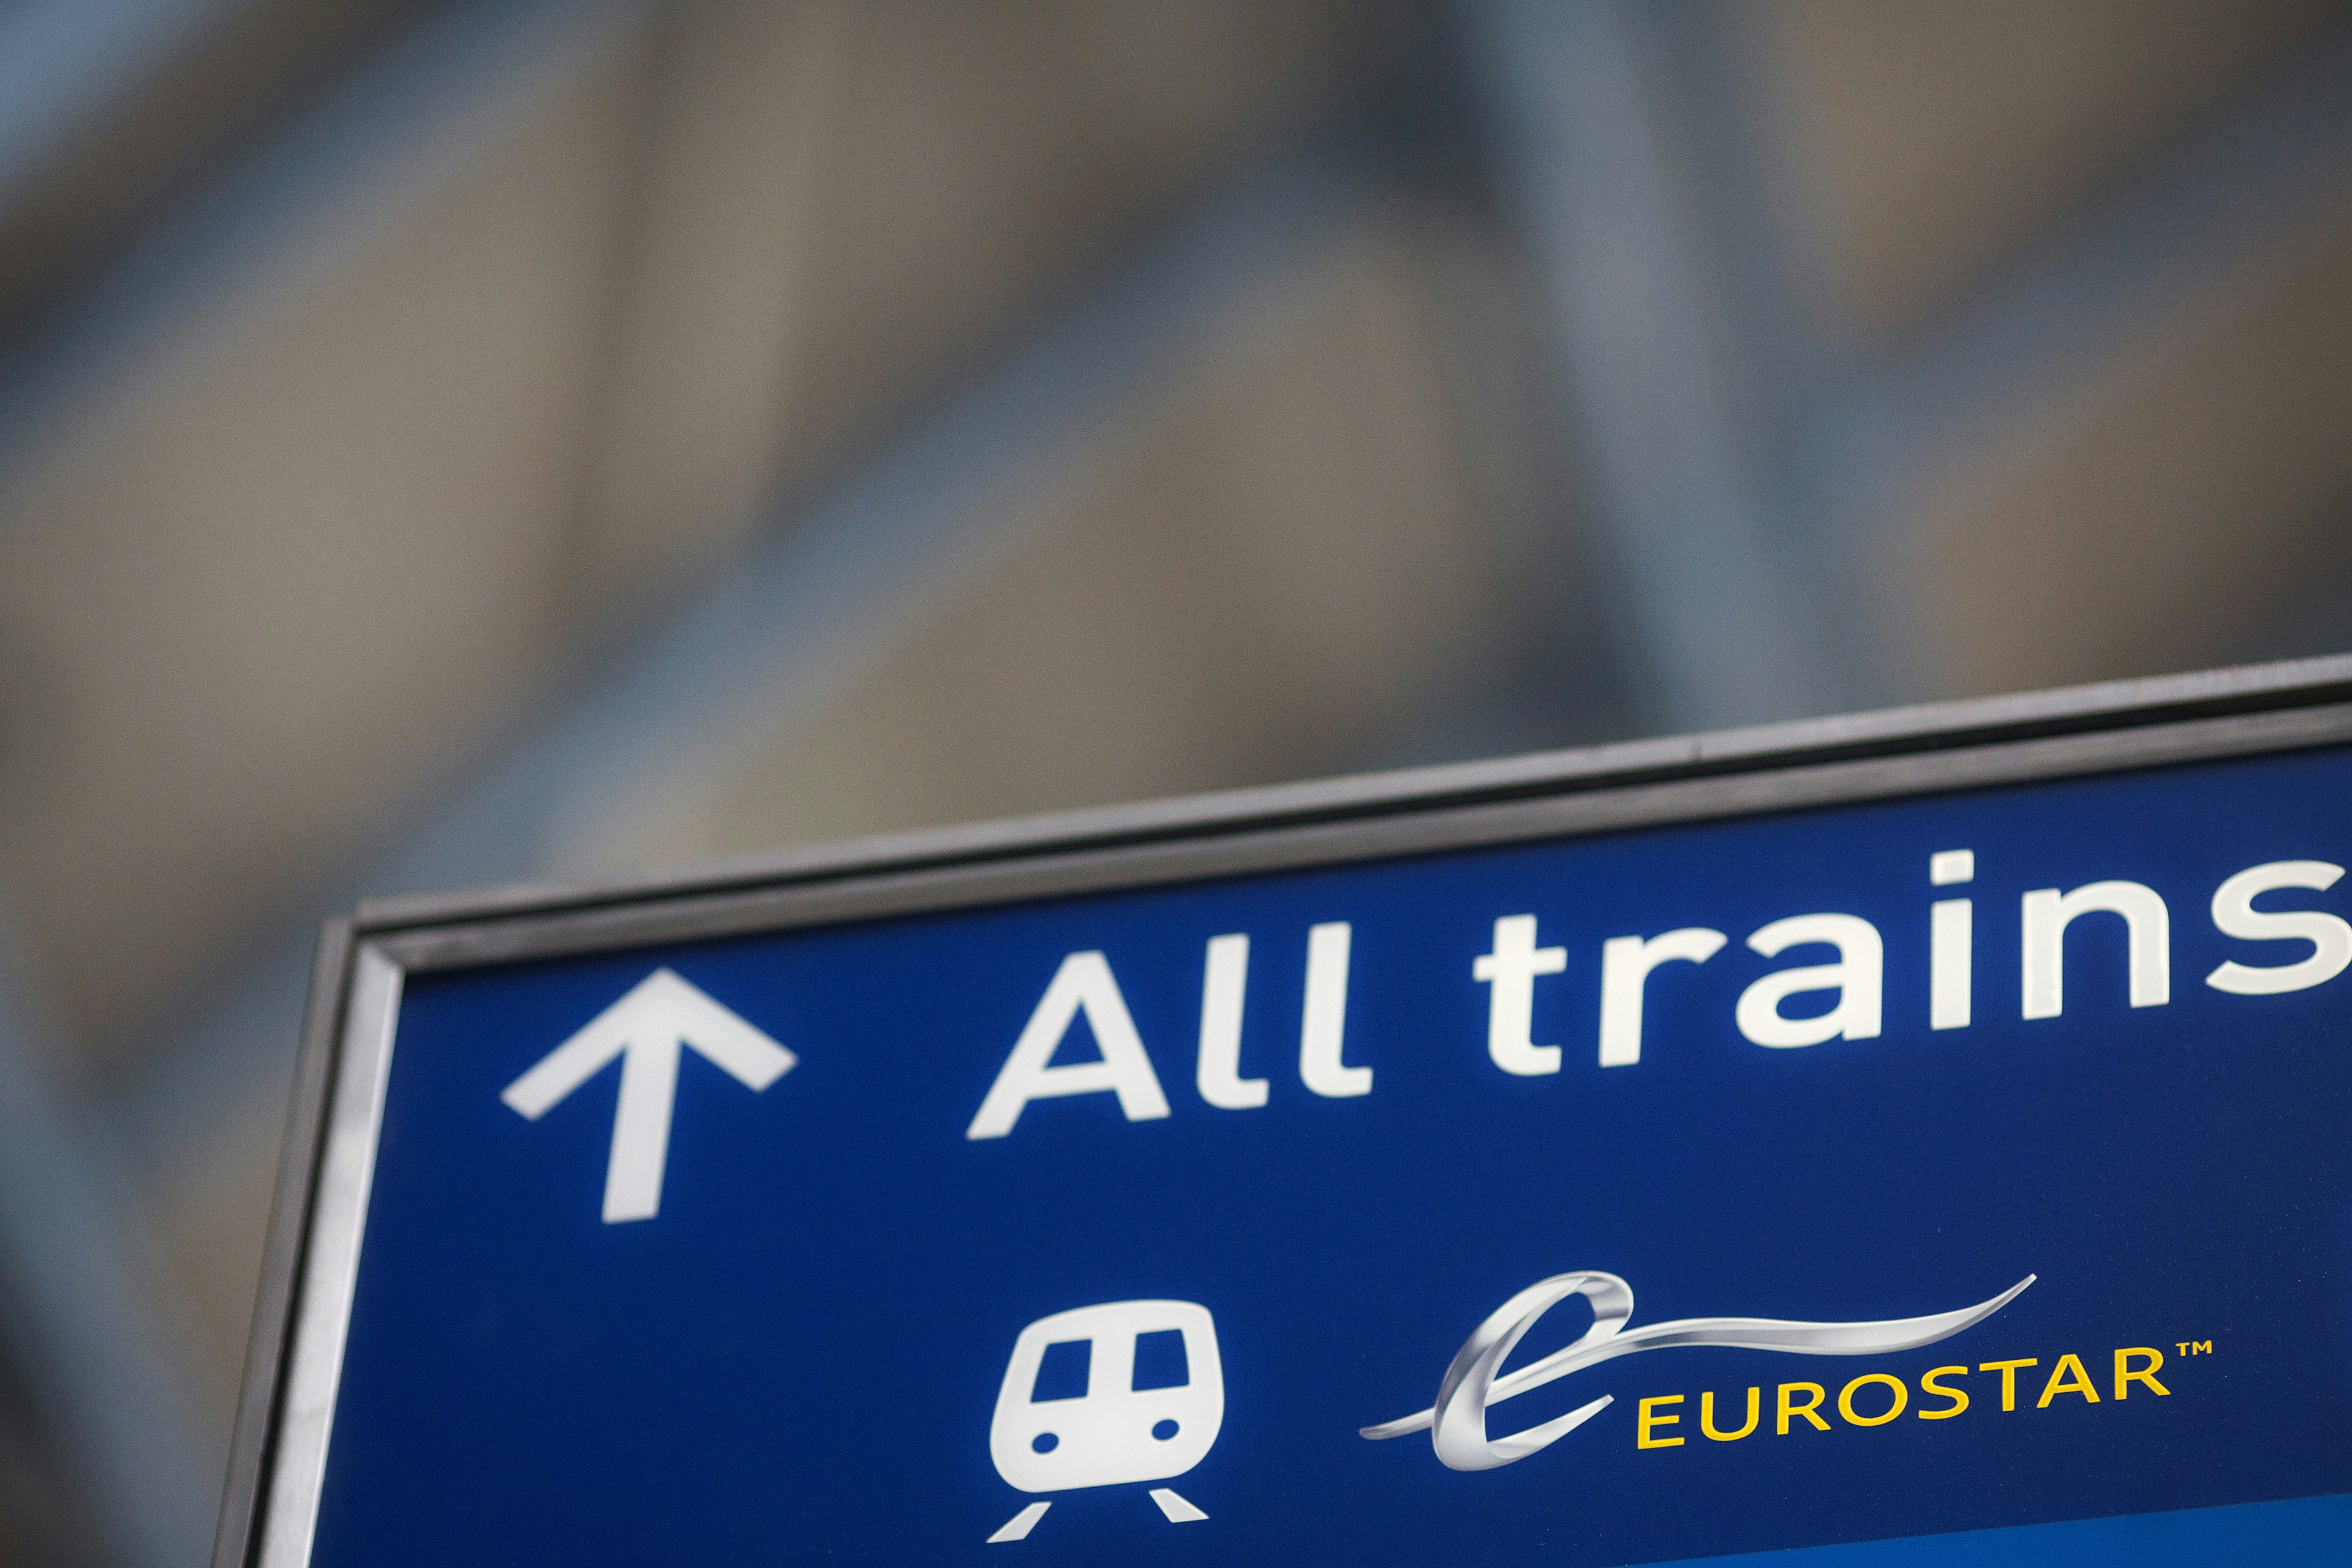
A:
[986,1300,1221,1542]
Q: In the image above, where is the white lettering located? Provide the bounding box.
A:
[2021,881,2168,1019]
[1736,914,1883,1048]
[1300,922,1371,1097]
[1597,929,1725,1066]
[1195,933,1265,1108]
[970,846,2339,1137]
[2205,860,2352,996]
[1931,900,1972,1030]
[967,952,1172,1139]
[1475,916,1568,1076]
[1931,848,1973,1031]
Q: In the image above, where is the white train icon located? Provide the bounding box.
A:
[986,1300,1223,1543]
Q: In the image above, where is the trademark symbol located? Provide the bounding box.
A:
[2175,1340,2212,1356]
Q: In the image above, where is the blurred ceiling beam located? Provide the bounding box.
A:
[1836,10,2352,464]
[0,0,241,216]
[0,0,656,486]
[106,127,1393,1179]
[1453,0,1850,734]
[1812,10,2352,693]
[1461,0,2352,720]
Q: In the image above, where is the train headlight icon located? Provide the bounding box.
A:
[985,1300,1222,1542]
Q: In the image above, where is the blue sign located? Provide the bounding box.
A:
[247,725,2352,1566]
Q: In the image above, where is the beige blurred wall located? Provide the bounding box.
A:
[1751,0,2343,339]
[0,36,643,1076]
[630,208,1529,867]
[1904,193,2352,696]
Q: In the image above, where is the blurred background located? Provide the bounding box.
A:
[0,0,2345,1561]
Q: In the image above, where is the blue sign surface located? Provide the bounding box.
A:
[307,744,2352,1564]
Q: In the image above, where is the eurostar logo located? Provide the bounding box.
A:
[1362,1270,2035,1471]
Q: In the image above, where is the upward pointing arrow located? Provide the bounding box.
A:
[501,968,796,1223]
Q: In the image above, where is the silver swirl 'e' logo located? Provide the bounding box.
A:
[1360,1271,2035,1471]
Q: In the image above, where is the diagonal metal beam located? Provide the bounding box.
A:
[0,0,659,487]
[1822,12,2352,494]
[1450,0,1849,734]
[0,0,247,219]
[1461,0,2352,717]
[1791,13,2352,697]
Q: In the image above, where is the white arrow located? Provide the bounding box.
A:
[500,968,796,1223]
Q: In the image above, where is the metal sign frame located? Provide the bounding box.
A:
[209,652,2352,1567]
